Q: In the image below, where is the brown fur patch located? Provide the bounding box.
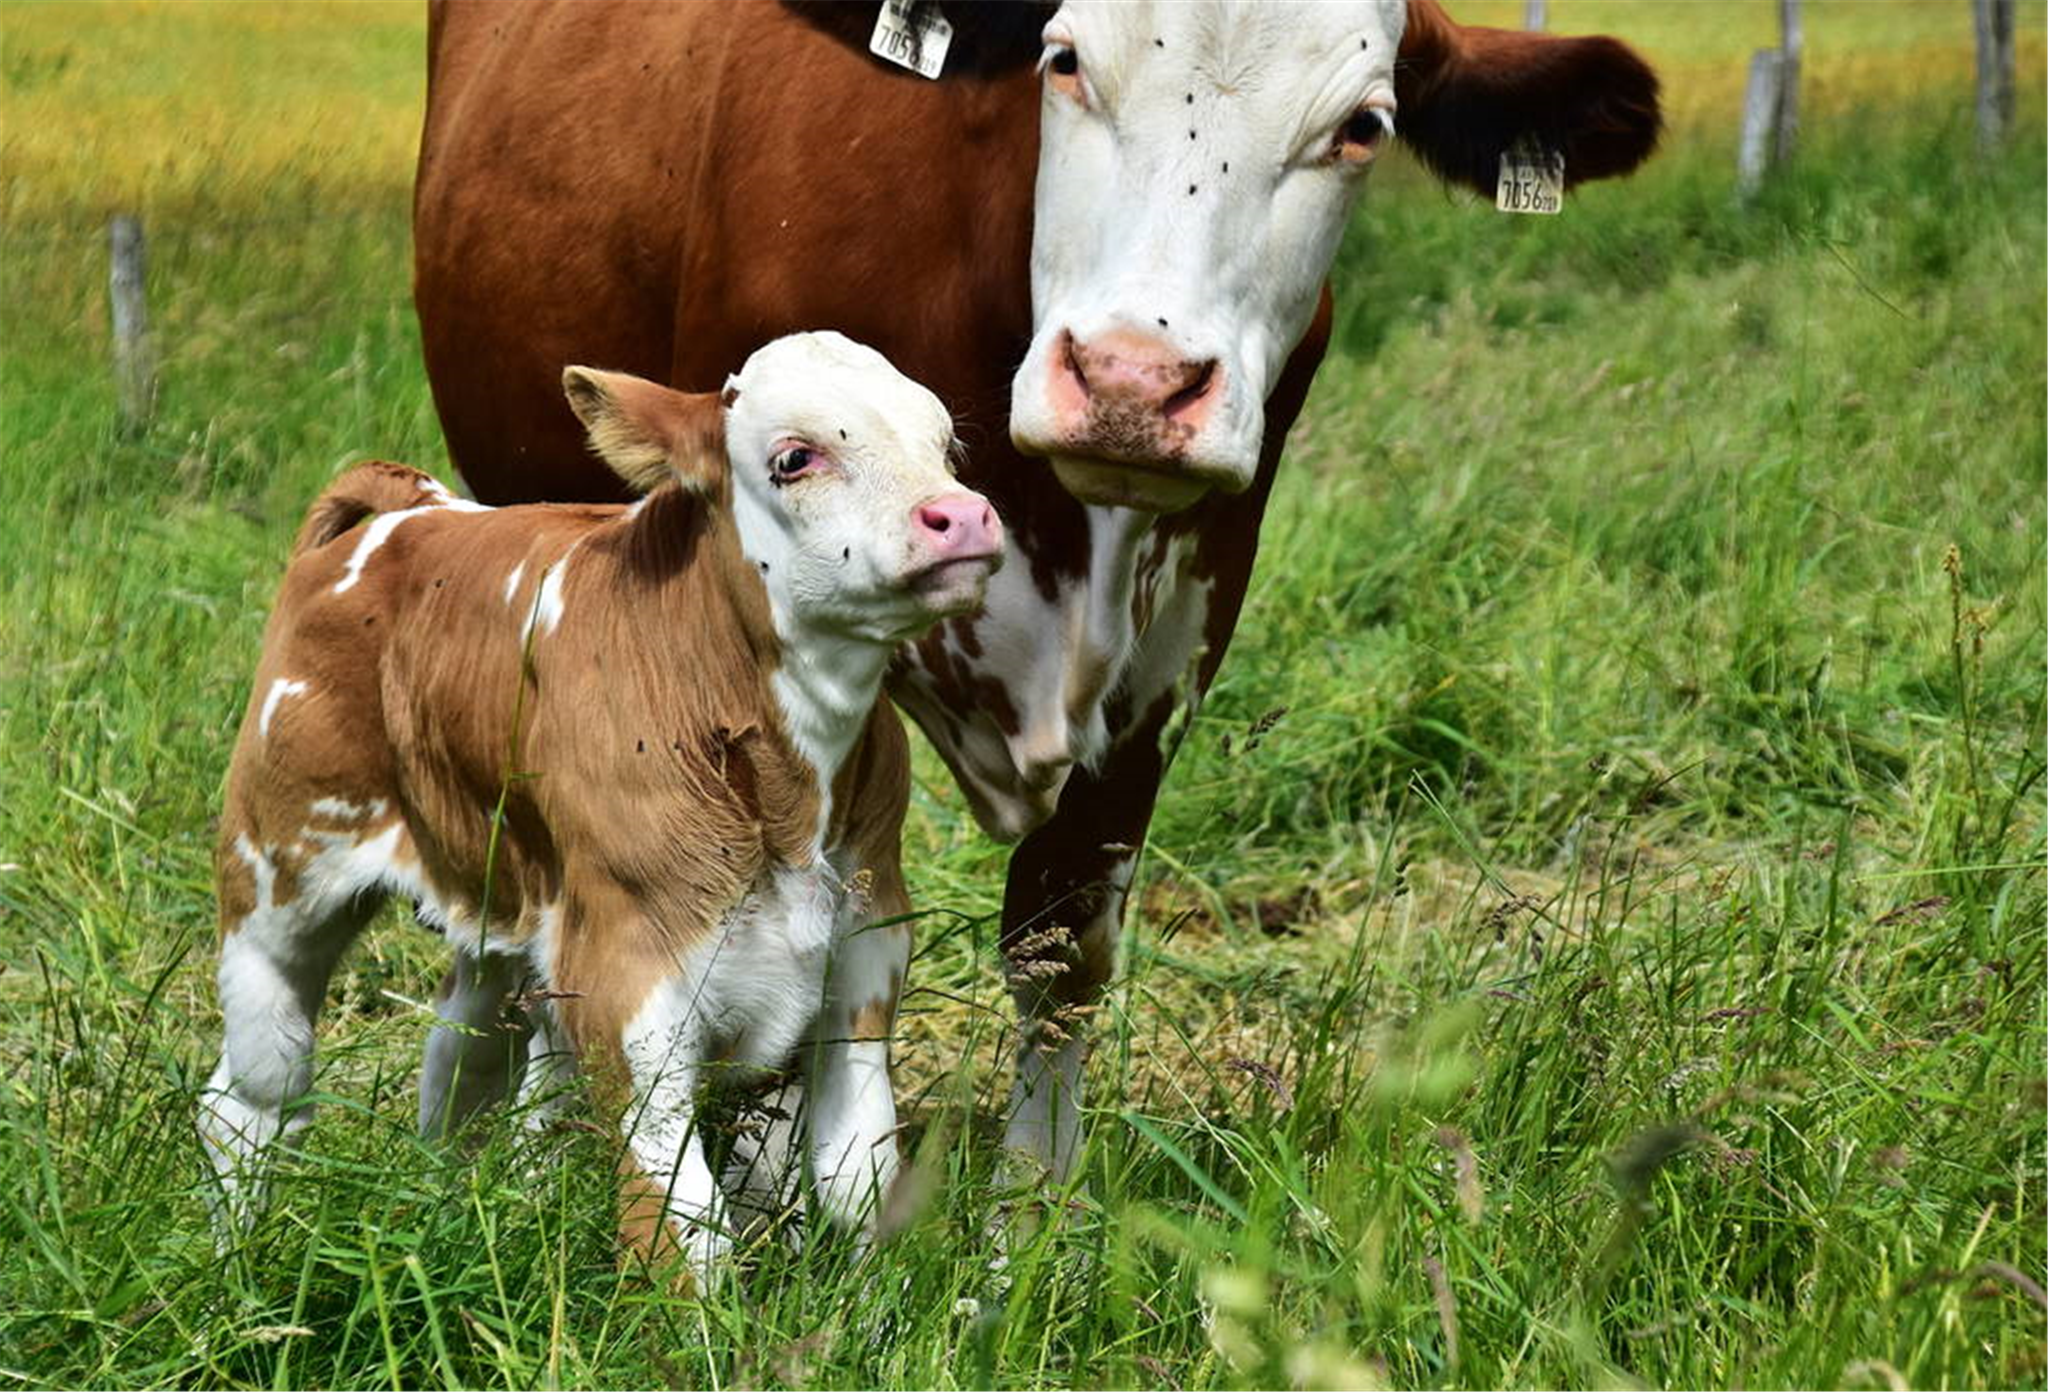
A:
[617,1158,694,1290]
[848,975,900,1043]
[1395,0,1662,197]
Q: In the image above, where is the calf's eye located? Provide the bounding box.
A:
[770,446,815,483]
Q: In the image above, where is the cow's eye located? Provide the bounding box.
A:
[1041,42,1085,103]
[1333,106,1391,164]
[769,445,816,483]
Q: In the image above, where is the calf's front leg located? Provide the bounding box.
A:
[802,885,911,1240]
[611,971,732,1282]
[556,897,732,1286]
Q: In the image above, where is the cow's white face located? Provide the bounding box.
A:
[726,332,1003,643]
[1009,0,1404,512]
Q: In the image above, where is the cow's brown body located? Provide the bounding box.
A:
[414,0,1662,1174]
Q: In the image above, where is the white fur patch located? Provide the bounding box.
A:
[502,561,526,608]
[332,507,430,594]
[308,795,385,822]
[420,476,489,513]
[258,679,309,739]
[521,549,573,643]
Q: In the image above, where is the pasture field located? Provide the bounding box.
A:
[2,3,2044,1388]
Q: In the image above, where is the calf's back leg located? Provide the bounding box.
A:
[418,948,534,1139]
[200,826,394,1228]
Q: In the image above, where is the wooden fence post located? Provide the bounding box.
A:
[1523,0,1547,30]
[1736,49,1785,202]
[1974,0,2017,148]
[109,214,156,435]
[1774,0,1803,164]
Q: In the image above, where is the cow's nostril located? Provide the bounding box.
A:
[919,505,951,533]
[1061,332,1089,397]
[1163,360,1216,419]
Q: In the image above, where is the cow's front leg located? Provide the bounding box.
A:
[999,794,1146,1187]
[996,292,1322,1186]
[802,877,911,1241]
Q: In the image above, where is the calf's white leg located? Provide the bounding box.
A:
[417,947,531,1138]
[199,834,384,1230]
[616,972,732,1281]
[803,914,910,1239]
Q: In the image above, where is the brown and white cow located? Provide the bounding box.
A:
[199,333,1002,1278]
[413,0,1661,1179]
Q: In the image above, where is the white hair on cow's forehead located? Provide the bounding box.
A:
[730,331,951,454]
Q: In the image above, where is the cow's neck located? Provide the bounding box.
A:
[900,500,1167,840]
[1008,503,1167,811]
[1066,501,1155,743]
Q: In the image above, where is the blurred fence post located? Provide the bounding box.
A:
[1737,50,1785,203]
[1773,0,1802,164]
[1974,0,2016,148]
[109,214,156,435]
[1523,0,1546,30]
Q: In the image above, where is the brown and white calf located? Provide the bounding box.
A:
[198,332,1002,1278]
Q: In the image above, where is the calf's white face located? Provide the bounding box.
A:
[567,332,1003,645]
[1009,0,1404,511]
[724,333,1002,642]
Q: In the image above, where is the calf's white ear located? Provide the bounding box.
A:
[561,367,727,495]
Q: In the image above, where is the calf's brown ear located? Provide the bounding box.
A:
[561,367,727,496]
[1394,0,1661,196]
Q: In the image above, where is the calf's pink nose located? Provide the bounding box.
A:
[913,493,1002,559]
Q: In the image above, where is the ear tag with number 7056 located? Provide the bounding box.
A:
[870,0,952,80]
[1496,139,1565,215]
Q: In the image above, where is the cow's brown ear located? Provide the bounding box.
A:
[561,367,727,496]
[1394,0,1661,197]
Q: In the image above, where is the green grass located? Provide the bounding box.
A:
[2,3,2044,1387]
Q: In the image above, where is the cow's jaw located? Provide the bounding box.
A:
[1009,0,1401,510]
